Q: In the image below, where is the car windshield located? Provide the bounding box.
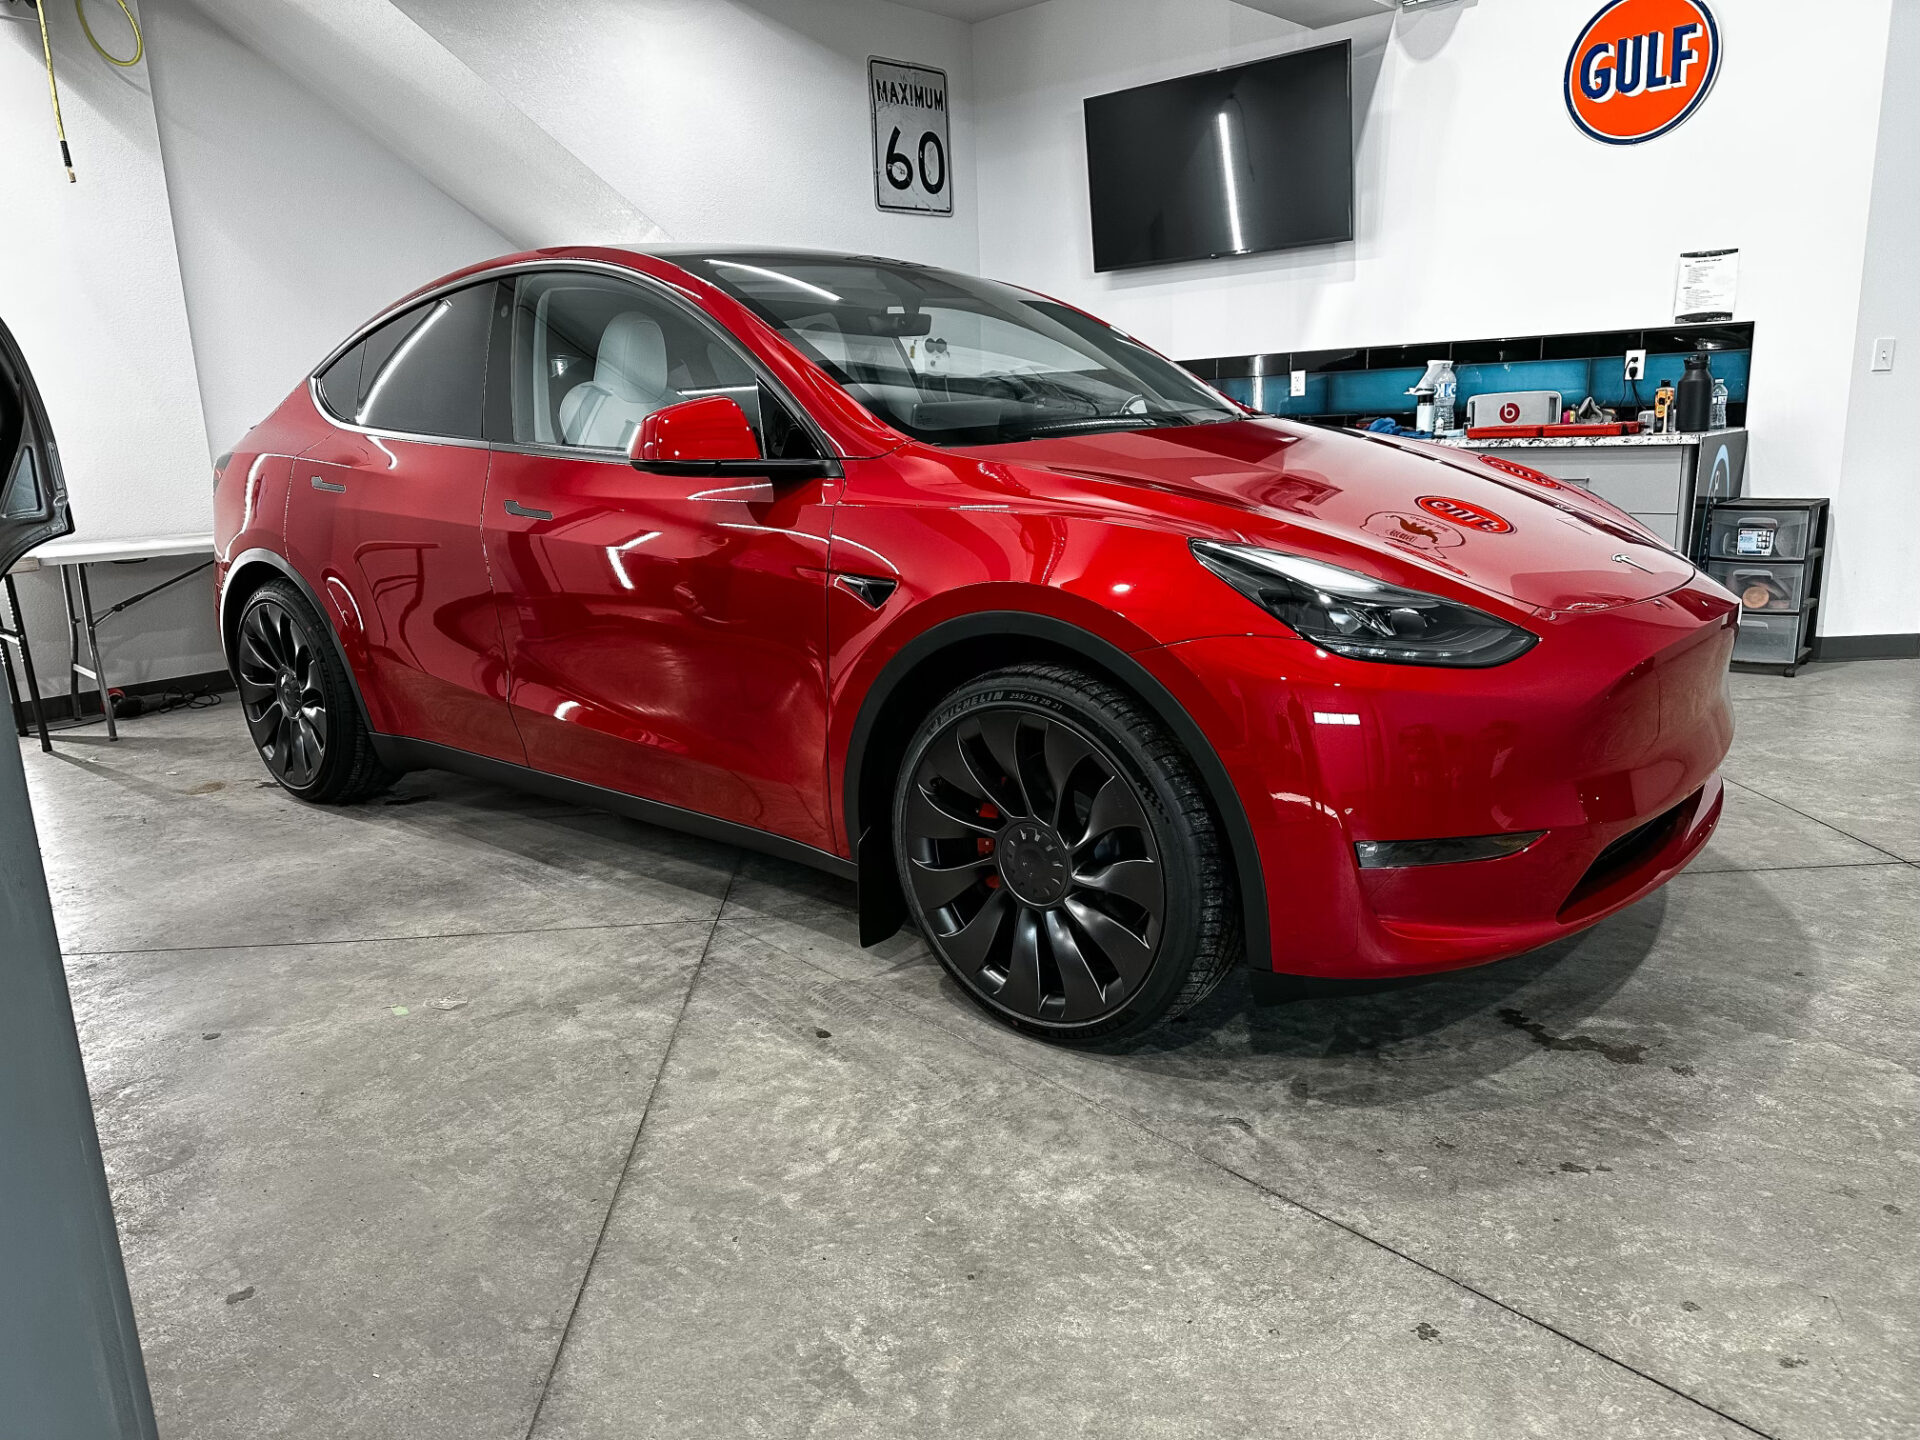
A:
[684,254,1239,447]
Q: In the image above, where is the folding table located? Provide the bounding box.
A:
[1,533,216,749]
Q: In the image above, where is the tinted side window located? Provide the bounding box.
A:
[322,282,497,439]
[503,271,818,458]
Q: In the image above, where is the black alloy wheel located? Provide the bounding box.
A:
[235,578,392,803]
[895,664,1239,1042]
[238,596,328,789]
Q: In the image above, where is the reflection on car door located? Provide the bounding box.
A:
[482,269,839,849]
[283,282,524,763]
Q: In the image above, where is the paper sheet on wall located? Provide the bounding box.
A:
[1674,249,1738,322]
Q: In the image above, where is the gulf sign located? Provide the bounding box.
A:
[1417,496,1513,534]
[1565,0,1721,145]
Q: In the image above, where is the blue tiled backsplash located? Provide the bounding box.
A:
[1184,323,1753,424]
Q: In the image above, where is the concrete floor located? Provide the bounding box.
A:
[20,659,1918,1439]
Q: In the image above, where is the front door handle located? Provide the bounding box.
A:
[310,476,346,494]
[503,499,552,521]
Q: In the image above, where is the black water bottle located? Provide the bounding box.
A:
[1676,352,1714,432]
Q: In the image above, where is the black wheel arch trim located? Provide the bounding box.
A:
[220,548,378,740]
[843,610,1271,970]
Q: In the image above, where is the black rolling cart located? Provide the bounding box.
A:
[1696,497,1830,677]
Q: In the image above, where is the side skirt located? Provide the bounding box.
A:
[370,735,858,883]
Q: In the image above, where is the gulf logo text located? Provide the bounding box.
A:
[1565,0,1721,145]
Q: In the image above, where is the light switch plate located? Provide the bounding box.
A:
[1871,337,1896,373]
[1624,349,1647,380]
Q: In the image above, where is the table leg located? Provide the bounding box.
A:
[1,575,52,752]
[75,565,116,741]
[60,564,82,710]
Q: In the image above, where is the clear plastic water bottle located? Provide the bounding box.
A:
[1433,361,1458,434]
[1710,377,1728,429]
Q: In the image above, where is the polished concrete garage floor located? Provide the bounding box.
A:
[21,660,1918,1439]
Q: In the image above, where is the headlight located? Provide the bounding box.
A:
[1190,540,1538,667]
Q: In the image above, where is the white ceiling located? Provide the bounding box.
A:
[888,0,1396,24]
[884,0,1048,21]
[1236,0,1397,25]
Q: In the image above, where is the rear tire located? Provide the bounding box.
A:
[235,579,392,804]
[893,663,1240,1044]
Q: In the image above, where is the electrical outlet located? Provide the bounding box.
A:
[1624,349,1647,381]
[1871,337,1896,373]
[1291,369,1307,398]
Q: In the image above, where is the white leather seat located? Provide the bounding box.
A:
[558,312,678,448]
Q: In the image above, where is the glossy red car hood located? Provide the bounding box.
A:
[963,418,1698,614]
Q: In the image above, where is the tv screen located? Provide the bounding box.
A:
[1083,42,1354,272]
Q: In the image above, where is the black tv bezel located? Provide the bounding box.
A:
[1082,39,1356,274]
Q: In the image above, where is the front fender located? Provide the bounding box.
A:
[832,603,1273,971]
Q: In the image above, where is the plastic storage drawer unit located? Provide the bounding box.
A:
[1733,612,1807,666]
[1707,509,1814,561]
[1698,496,1828,676]
[1709,560,1808,614]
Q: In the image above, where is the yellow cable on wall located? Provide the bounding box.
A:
[33,0,76,182]
[75,0,142,67]
[28,0,145,182]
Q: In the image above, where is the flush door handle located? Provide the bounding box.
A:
[503,499,553,521]
[310,476,347,494]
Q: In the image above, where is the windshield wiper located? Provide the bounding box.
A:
[1015,410,1219,438]
[1014,416,1173,437]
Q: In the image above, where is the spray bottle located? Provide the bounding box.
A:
[1408,360,1454,435]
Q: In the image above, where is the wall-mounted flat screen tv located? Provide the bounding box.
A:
[1083,41,1354,272]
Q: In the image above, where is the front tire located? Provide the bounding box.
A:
[235,579,392,804]
[893,664,1240,1044]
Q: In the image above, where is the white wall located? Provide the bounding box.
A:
[2,1,225,700]
[142,0,516,458]
[972,0,1900,637]
[0,0,210,543]
[391,0,980,270]
[1834,0,1920,640]
[178,0,664,253]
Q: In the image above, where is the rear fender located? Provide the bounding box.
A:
[219,548,382,738]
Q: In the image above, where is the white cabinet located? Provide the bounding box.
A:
[1450,430,1747,554]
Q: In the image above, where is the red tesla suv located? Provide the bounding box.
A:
[213,247,1735,1042]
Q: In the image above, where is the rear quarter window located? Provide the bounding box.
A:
[314,342,364,420]
[313,282,498,440]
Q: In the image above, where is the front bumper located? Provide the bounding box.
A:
[1137,582,1737,977]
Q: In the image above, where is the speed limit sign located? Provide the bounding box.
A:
[869,58,952,216]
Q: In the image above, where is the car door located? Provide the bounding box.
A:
[284,281,524,764]
[2,317,163,1440]
[0,317,73,574]
[482,267,840,850]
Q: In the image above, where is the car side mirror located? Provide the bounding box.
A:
[627,395,833,478]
